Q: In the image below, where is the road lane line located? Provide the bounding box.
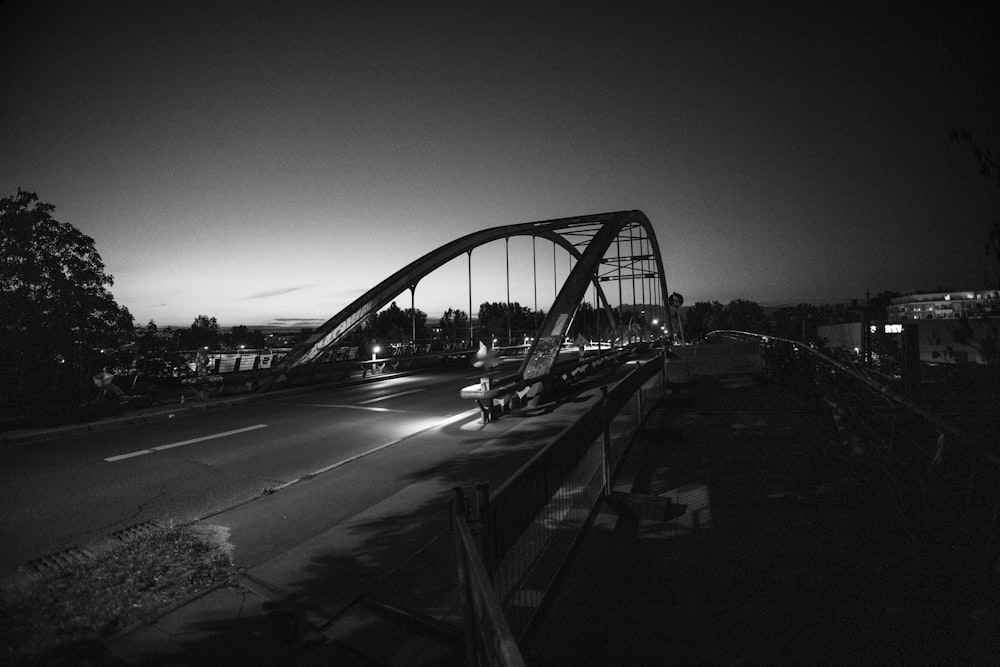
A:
[272,409,479,491]
[358,388,426,404]
[104,424,268,462]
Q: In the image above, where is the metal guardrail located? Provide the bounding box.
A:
[709,330,1000,614]
[460,343,649,422]
[451,352,666,665]
[176,346,479,396]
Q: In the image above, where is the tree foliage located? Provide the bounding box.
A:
[725,299,769,333]
[1,189,133,356]
[181,314,219,349]
[682,301,726,339]
[477,301,536,343]
[868,290,902,308]
[683,299,769,339]
[365,301,427,341]
[222,324,265,349]
[770,304,819,341]
[440,308,469,340]
[568,302,603,340]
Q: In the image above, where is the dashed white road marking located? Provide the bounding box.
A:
[358,388,426,404]
[104,424,268,462]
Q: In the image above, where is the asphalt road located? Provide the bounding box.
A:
[0,365,494,577]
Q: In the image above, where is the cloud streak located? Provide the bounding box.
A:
[246,285,315,300]
[268,318,326,328]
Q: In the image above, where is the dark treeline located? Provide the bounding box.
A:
[681,292,901,342]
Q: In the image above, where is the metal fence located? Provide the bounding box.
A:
[451,352,666,665]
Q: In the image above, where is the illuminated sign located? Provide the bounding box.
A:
[884,323,903,334]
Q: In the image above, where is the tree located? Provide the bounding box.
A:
[227,324,249,348]
[140,319,159,351]
[182,314,219,349]
[365,302,427,341]
[568,302,602,340]
[868,290,902,309]
[441,308,469,340]
[1,189,133,361]
[250,328,266,349]
[723,299,768,334]
[683,301,726,339]
[404,307,429,341]
[770,304,819,341]
[477,301,536,343]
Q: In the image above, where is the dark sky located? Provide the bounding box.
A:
[3,1,998,326]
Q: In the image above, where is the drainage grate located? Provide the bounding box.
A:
[111,520,166,543]
[19,546,96,578]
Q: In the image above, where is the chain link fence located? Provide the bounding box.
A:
[451,352,666,664]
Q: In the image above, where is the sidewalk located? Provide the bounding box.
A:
[524,377,994,665]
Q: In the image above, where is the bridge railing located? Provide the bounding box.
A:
[709,330,1000,611]
[451,352,666,664]
[460,342,651,422]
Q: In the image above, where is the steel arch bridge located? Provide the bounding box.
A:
[270,210,672,387]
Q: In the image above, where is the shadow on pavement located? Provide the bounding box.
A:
[105,376,995,665]
[524,379,986,665]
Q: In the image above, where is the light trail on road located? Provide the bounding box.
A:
[296,403,417,413]
[358,388,426,404]
[271,409,479,491]
[103,424,269,462]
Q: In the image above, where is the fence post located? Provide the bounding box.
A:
[451,487,477,667]
[475,481,493,579]
[660,351,667,401]
[601,385,612,493]
[636,376,644,421]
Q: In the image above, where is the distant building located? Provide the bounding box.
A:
[887,290,1000,321]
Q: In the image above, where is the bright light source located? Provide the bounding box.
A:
[884,323,903,334]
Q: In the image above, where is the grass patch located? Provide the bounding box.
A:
[0,523,242,665]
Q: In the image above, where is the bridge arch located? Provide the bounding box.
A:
[520,210,671,379]
[272,210,671,382]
